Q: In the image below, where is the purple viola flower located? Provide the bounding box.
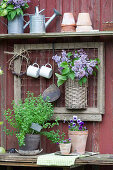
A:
[79,126,83,130]
[79,121,84,126]
[77,119,81,123]
[70,119,73,123]
[73,115,77,120]
[56,142,59,144]
[72,123,76,127]
[63,140,66,143]
[68,125,71,128]
[68,138,71,141]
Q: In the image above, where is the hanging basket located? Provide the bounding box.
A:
[65,79,87,109]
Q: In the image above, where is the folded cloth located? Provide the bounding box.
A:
[37,152,99,167]
[37,153,79,167]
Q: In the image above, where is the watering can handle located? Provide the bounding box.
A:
[23,8,45,29]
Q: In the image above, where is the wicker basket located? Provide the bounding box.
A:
[65,79,87,109]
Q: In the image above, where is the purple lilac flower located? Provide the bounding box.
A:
[73,115,77,120]
[90,60,97,67]
[87,66,93,75]
[74,60,83,69]
[78,68,86,79]
[61,50,67,58]
[52,55,61,63]
[7,0,29,9]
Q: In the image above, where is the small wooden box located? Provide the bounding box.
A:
[103,22,113,31]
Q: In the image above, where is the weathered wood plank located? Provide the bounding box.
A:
[52,113,102,122]
[0,32,113,39]
[76,154,113,165]
[0,153,113,166]
[54,107,100,114]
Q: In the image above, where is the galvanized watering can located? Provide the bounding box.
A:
[24,6,62,33]
[0,6,61,34]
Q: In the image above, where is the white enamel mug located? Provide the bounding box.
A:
[39,63,52,79]
[26,63,40,78]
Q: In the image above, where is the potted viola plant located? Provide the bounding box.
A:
[67,115,88,154]
[0,0,30,33]
[42,130,71,155]
[52,49,100,109]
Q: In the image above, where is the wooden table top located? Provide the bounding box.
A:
[0,153,112,167]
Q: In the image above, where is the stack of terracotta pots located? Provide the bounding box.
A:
[61,13,76,32]
[76,13,93,32]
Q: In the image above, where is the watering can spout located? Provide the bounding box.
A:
[45,8,62,28]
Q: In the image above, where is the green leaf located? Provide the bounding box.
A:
[16,8,21,15]
[57,79,65,87]
[60,61,68,68]
[62,67,70,75]
[78,79,83,86]
[93,71,96,76]
[55,73,67,80]
[67,52,73,57]
[10,10,16,20]
[95,65,99,70]
[82,77,87,83]
[68,72,75,80]
[96,58,101,64]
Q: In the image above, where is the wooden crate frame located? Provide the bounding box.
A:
[14,42,105,121]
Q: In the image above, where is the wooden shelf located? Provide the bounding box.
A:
[0,31,113,39]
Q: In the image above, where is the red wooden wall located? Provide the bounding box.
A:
[0,0,113,166]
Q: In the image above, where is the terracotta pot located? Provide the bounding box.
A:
[61,25,76,32]
[61,13,76,26]
[59,143,71,155]
[68,130,88,154]
[76,25,93,32]
[76,13,92,26]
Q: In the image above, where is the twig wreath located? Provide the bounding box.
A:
[5,49,30,77]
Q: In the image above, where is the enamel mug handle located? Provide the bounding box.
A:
[45,63,52,69]
[32,63,39,68]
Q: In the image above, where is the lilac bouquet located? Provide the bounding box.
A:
[52,49,100,86]
[68,115,87,131]
[0,0,30,20]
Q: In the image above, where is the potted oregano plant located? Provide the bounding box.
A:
[52,49,100,109]
[3,91,58,150]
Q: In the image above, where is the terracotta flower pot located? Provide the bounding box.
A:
[61,13,76,32]
[76,13,92,26]
[59,143,71,155]
[68,130,88,154]
[76,25,93,32]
